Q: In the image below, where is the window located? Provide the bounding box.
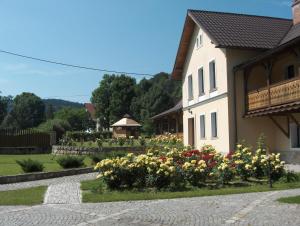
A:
[285,65,295,79]
[200,114,205,139]
[196,30,203,49]
[211,112,217,138]
[198,67,205,96]
[209,60,217,91]
[290,123,300,148]
[188,75,193,100]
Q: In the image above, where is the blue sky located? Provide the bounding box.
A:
[0,0,292,103]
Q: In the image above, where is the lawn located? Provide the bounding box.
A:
[81,179,300,203]
[0,186,47,205]
[0,154,93,176]
[278,195,300,204]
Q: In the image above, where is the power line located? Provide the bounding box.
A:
[0,49,154,77]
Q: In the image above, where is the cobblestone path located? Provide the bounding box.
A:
[44,182,81,204]
[0,179,299,226]
[0,173,97,191]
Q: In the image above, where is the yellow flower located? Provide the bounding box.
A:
[245,164,252,170]
[191,160,197,164]
[96,173,103,179]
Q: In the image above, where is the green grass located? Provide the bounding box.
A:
[81,180,300,203]
[0,154,92,176]
[278,195,300,204]
[0,186,47,205]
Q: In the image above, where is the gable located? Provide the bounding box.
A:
[172,10,292,80]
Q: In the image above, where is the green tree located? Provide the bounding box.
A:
[130,72,181,134]
[9,93,45,129]
[54,107,91,131]
[45,104,55,120]
[0,93,11,125]
[91,74,136,130]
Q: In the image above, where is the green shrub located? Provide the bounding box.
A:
[96,138,103,148]
[91,151,128,164]
[56,156,85,169]
[65,131,112,142]
[117,137,126,146]
[138,136,146,146]
[16,159,44,173]
[280,171,300,183]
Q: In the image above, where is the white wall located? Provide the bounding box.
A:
[182,25,230,153]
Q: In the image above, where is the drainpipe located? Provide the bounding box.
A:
[233,70,238,147]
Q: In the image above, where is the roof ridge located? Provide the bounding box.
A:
[188,9,292,21]
[278,24,294,45]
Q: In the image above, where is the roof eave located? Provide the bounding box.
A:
[234,36,300,71]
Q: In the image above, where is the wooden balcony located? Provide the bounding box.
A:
[247,77,300,111]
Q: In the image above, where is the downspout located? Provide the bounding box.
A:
[233,69,238,147]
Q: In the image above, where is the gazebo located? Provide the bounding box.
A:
[111,114,141,138]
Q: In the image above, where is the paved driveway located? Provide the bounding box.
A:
[0,174,299,226]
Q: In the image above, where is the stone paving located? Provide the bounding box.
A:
[0,173,299,225]
[0,173,97,191]
[44,182,81,204]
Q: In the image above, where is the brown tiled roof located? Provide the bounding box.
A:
[172,10,293,80]
[151,101,182,120]
[189,10,292,49]
[280,23,300,44]
[84,103,96,120]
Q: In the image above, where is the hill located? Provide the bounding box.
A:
[43,99,83,111]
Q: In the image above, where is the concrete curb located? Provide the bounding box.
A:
[0,167,94,184]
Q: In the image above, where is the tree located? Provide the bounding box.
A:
[91,74,136,130]
[54,107,92,131]
[46,104,55,120]
[130,72,181,134]
[10,92,45,129]
[0,94,11,125]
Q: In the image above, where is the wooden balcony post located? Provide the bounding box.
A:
[264,62,273,107]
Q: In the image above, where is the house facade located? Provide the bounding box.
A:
[84,103,101,132]
[173,0,300,163]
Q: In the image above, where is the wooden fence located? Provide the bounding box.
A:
[0,129,52,148]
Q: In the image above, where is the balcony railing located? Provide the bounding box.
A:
[247,77,300,111]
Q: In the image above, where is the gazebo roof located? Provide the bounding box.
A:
[111,115,141,127]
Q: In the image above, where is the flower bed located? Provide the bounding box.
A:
[94,143,286,191]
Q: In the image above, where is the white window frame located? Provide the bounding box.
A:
[209,59,217,93]
[188,74,194,101]
[199,113,206,140]
[198,66,205,97]
[210,111,218,139]
[196,29,203,49]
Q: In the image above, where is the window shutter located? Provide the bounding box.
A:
[209,61,216,90]
[200,115,205,138]
[211,112,217,138]
[198,68,204,95]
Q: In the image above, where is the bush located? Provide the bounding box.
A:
[117,137,126,146]
[90,151,128,164]
[95,140,287,191]
[232,144,253,180]
[56,156,85,169]
[65,131,112,142]
[138,136,146,146]
[96,138,103,148]
[16,159,44,173]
